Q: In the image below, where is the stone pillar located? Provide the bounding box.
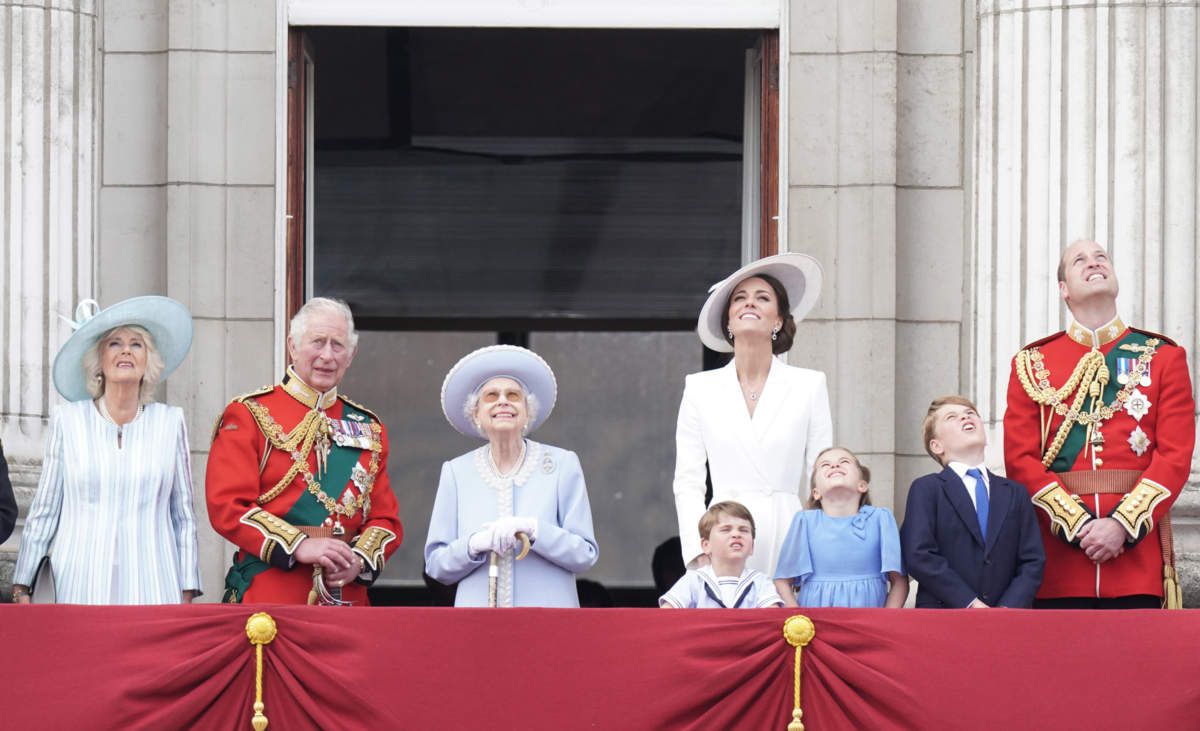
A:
[0,0,97,586]
[162,0,278,600]
[974,0,1200,601]
[787,0,900,508]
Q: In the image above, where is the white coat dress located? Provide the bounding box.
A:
[672,357,833,575]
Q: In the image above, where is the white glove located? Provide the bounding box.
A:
[468,524,494,558]
[492,515,538,544]
[468,523,520,557]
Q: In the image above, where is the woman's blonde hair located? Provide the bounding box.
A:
[82,325,165,405]
[806,446,873,510]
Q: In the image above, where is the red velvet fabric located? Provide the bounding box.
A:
[5,605,1198,729]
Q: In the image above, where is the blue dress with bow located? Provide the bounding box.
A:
[773,504,902,608]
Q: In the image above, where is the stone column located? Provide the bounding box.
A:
[974,0,1200,601]
[162,0,278,600]
[787,0,901,508]
[0,0,97,584]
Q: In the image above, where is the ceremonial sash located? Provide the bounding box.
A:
[1050,330,1153,473]
[279,401,374,527]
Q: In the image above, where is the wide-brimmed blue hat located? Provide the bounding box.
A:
[52,296,194,402]
[441,345,558,439]
[696,252,823,352]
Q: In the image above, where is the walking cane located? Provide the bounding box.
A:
[488,531,532,608]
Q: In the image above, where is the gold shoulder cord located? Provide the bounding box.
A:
[243,399,326,505]
[1014,341,1158,467]
[243,399,381,518]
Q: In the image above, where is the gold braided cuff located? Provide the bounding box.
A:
[240,508,305,559]
[352,526,398,572]
[1110,479,1170,541]
[1031,483,1092,542]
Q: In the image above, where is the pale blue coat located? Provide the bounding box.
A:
[424,441,599,607]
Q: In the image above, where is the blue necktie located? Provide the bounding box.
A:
[967,468,988,540]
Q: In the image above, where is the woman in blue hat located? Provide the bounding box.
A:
[425,345,599,607]
[11,297,202,604]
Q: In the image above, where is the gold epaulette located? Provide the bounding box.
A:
[338,393,381,423]
[1031,483,1092,542]
[1111,479,1170,541]
[210,385,276,445]
[1018,331,1065,351]
[352,526,398,572]
[1129,327,1178,347]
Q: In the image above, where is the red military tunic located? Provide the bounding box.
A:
[207,371,403,604]
[1004,316,1195,599]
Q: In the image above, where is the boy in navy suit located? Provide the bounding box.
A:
[900,396,1045,608]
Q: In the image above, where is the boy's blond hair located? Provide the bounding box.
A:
[922,395,979,465]
[698,501,756,540]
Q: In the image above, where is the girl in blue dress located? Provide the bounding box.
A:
[773,447,907,608]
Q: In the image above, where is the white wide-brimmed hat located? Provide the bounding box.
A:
[696,252,823,353]
[52,296,194,402]
[441,345,558,439]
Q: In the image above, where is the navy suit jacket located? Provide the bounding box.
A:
[900,466,1045,608]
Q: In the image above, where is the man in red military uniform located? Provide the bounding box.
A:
[1004,240,1195,608]
[207,297,402,604]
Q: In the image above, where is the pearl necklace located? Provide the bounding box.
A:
[487,440,527,479]
[97,397,144,440]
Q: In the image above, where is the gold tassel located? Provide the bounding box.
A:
[1163,566,1183,610]
[245,612,278,731]
[783,615,816,731]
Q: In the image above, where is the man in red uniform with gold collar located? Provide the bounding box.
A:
[1004,240,1195,608]
[207,297,402,604]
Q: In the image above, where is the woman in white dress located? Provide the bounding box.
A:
[425,345,598,607]
[673,253,833,576]
[12,297,202,604]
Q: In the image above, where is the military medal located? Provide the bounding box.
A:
[1127,426,1150,456]
[1116,357,1134,385]
[1124,388,1151,421]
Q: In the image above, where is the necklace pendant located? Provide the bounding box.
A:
[749,392,758,401]
[332,517,345,536]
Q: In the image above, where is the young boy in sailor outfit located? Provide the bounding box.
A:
[659,501,784,609]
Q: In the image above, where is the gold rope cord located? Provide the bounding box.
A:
[783,615,815,731]
[245,612,278,731]
[245,400,381,517]
[1014,343,1157,467]
[244,401,325,504]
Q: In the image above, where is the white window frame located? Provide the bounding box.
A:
[273,0,788,365]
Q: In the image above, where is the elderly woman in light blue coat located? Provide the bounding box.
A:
[424,345,598,607]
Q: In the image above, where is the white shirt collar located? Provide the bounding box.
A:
[947,461,988,489]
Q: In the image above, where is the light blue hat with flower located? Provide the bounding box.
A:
[52,296,194,402]
[440,345,558,439]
